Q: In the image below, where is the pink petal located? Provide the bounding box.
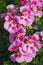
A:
[40,31,43,36]
[10,54,16,62]
[8,43,17,52]
[16,53,24,63]
[24,56,32,63]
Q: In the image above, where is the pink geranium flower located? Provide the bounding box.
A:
[40,31,43,37]
[8,42,17,52]
[9,32,41,63]
[18,0,26,5]
[33,42,41,52]
[18,15,34,26]
[4,14,19,33]
[18,4,35,26]
[10,43,36,63]
[20,4,34,16]
[33,25,38,30]
[25,33,41,51]
[4,14,26,33]
[3,1,43,63]
[5,15,18,23]
[7,4,18,15]
[30,0,42,17]
[4,22,17,33]
[25,33,39,43]
[18,0,29,5]
[0,13,6,18]
[30,0,42,9]
[10,42,41,63]
[40,31,43,40]
[9,25,26,43]
[33,10,42,17]
[10,53,25,63]
[9,31,25,43]
[8,41,24,52]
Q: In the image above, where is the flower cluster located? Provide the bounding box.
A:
[8,33,41,63]
[4,0,43,63]
[18,0,43,26]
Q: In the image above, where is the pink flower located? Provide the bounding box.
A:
[5,15,18,23]
[19,43,36,55]
[19,5,35,26]
[8,41,23,52]
[18,0,29,5]
[40,31,43,40]
[7,4,18,15]
[8,42,17,52]
[18,0,26,5]
[15,53,25,63]
[10,43,36,63]
[10,41,41,63]
[34,31,43,47]
[33,25,38,30]
[20,5,34,16]
[30,0,42,9]
[30,0,42,17]
[33,10,42,17]
[15,53,33,63]
[4,0,43,63]
[40,31,43,37]
[4,15,26,33]
[1,13,6,18]
[17,43,36,63]
[10,54,16,62]
[20,5,30,15]
[25,34,39,43]
[8,33,41,63]
[25,34,41,52]
[9,26,26,43]
[34,31,40,36]
[33,42,41,52]
[36,1,42,9]
[4,22,17,33]
[9,33,25,43]
[17,33,25,42]
[18,15,34,26]
[10,53,25,63]
[7,4,15,10]
[4,15,19,33]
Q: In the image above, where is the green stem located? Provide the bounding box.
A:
[20,62,27,65]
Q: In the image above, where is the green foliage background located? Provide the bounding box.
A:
[0,0,43,65]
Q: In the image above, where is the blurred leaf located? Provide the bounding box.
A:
[32,57,39,65]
